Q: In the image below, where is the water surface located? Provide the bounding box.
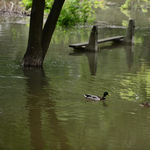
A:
[1,4,150,150]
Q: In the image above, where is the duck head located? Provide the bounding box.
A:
[103,92,109,97]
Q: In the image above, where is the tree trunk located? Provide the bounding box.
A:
[22,0,65,67]
[22,0,45,67]
[42,0,65,58]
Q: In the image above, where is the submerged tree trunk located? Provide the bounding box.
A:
[22,0,65,67]
[22,0,45,67]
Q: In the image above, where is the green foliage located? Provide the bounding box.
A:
[19,0,32,10]
[121,0,150,12]
[57,0,96,27]
[44,0,54,13]
[121,0,131,10]
[20,0,102,27]
[19,0,54,11]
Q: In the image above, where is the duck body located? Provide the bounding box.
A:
[140,103,150,107]
[84,94,103,100]
[84,92,109,101]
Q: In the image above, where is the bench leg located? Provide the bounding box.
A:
[85,25,98,52]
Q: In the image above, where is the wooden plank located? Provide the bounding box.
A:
[69,36,124,48]
[69,42,88,48]
[98,36,124,43]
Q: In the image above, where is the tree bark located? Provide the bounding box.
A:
[22,0,65,67]
[22,0,45,67]
[42,0,65,58]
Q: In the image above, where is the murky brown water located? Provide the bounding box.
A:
[1,1,150,150]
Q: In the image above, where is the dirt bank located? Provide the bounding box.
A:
[0,0,29,16]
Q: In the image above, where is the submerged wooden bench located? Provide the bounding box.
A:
[69,19,135,52]
[69,36,125,49]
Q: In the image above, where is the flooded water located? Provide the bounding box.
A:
[1,2,150,150]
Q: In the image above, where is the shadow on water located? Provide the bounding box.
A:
[69,43,134,75]
[23,67,71,150]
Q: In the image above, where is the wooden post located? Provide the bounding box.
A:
[85,25,98,52]
[122,19,135,44]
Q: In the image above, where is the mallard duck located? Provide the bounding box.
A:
[140,103,150,107]
[84,92,109,100]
